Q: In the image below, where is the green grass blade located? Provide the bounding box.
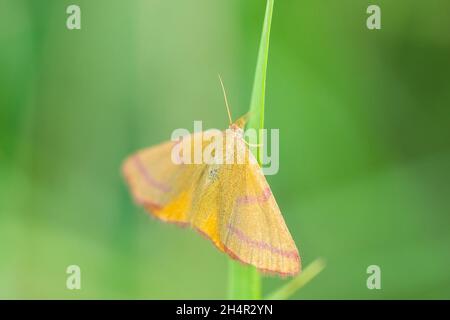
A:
[265,259,326,300]
[228,0,274,300]
[228,260,261,300]
[247,0,274,163]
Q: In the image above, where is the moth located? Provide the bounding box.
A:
[122,78,300,276]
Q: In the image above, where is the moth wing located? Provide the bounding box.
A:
[122,132,207,224]
[221,160,300,276]
[190,130,300,276]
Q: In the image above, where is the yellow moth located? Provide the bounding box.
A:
[122,77,300,276]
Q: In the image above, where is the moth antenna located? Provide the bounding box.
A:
[218,74,233,125]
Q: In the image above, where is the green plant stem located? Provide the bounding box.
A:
[228,261,261,299]
[227,0,274,300]
[247,0,274,163]
[265,259,326,300]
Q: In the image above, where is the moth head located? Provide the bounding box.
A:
[229,123,244,137]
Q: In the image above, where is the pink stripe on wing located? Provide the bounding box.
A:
[133,155,171,193]
[227,224,298,260]
[237,187,271,205]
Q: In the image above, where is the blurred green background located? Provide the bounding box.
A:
[1,0,450,299]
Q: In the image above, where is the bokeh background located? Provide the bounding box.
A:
[1,0,450,299]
